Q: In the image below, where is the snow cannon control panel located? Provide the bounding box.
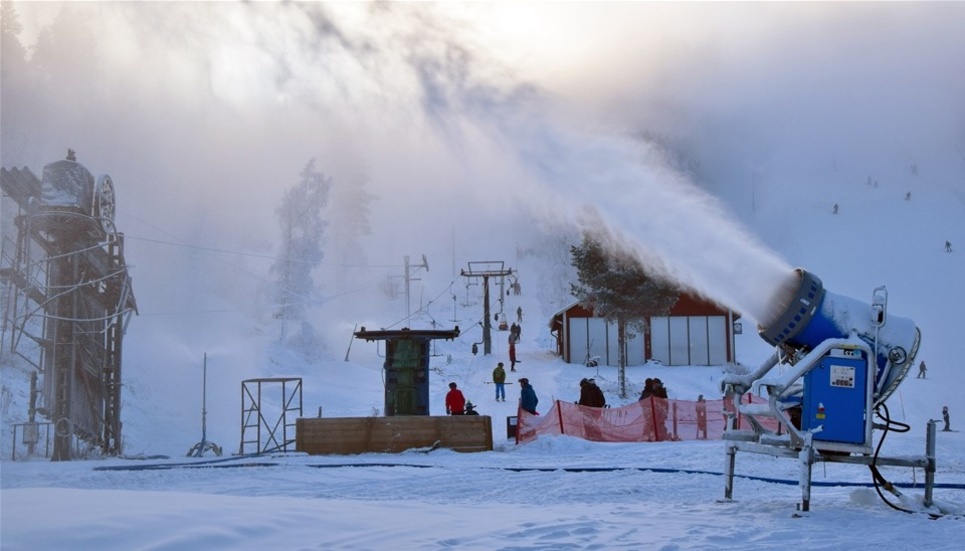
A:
[801,345,872,446]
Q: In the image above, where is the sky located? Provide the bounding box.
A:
[4,2,963,322]
[2,2,965,548]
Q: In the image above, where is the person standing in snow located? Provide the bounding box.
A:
[445,382,466,415]
[519,377,538,415]
[652,379,668,399]
[639,378,656,440]
[943,406,951,431]
[639,378,655,401]
[579,378,605,408]
[946,240,953,252]
[917,360,927,379]
[696,395,708,440]
[493,362,507,402]
[577,378,595,406]
[516,306,523,323]
[508,334,518,372]
[651,378,669,441]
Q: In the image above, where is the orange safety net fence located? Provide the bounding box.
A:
[516,395,781,444]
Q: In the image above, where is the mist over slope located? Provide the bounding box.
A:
[111,156,963,456]
[1,2,963,458]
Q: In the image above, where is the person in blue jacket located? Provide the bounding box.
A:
[519,377,538,415]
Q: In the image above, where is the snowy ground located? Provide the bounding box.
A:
[3,342,964,550]
[2,428,963,550]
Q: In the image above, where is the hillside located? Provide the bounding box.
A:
[2,149,962,458]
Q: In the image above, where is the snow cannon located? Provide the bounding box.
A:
[757,268,920,407]
[722,269,935,513]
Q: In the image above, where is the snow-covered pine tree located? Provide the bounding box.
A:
[328,169,377,294]
[570,232,678,398]
[271,159,331,344]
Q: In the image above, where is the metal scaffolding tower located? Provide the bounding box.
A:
[1,151,138,459]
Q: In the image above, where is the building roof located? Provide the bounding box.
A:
[552,290,740,321]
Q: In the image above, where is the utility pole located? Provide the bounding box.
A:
[460,261,513,355]
[449,282,459,323]
[404,254,429,327]
[188,353,222,458]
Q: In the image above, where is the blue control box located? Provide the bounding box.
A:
[802,350,868,444]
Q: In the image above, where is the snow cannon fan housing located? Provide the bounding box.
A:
[757,268,920,407]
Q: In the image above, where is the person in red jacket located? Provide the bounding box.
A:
[445,382,466,415]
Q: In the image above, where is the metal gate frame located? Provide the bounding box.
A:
[239,377,302,454]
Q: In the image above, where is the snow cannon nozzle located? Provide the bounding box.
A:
[757,268,825,348]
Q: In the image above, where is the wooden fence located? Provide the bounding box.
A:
[296,415,493,455]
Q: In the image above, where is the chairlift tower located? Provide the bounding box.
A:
[404,254,428,326]
[459,261,513,356]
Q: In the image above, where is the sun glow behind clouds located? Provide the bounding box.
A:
[6,1,963,328]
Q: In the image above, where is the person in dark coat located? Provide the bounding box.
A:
[652,378,668,399]
[519,378,538,415]
[639,378,656,440]
[445,382,466,415]
[578,378,594,406]
[579,378,606,407]
[917,361,927,379]
[639,378,655,401]
[651,379,669,440]
[508,337,518,372]
[588,379,606,407]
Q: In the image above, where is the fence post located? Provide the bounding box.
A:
[557,400,565,435]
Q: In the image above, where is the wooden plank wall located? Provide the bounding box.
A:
[296,416,494,455]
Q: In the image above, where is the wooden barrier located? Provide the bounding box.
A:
[296,416,493,455]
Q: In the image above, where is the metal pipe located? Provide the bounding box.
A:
[925,420,936,508]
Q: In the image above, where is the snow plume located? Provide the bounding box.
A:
[5,3,963,371]
[515,124,795,322]
[264,4,800,322]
